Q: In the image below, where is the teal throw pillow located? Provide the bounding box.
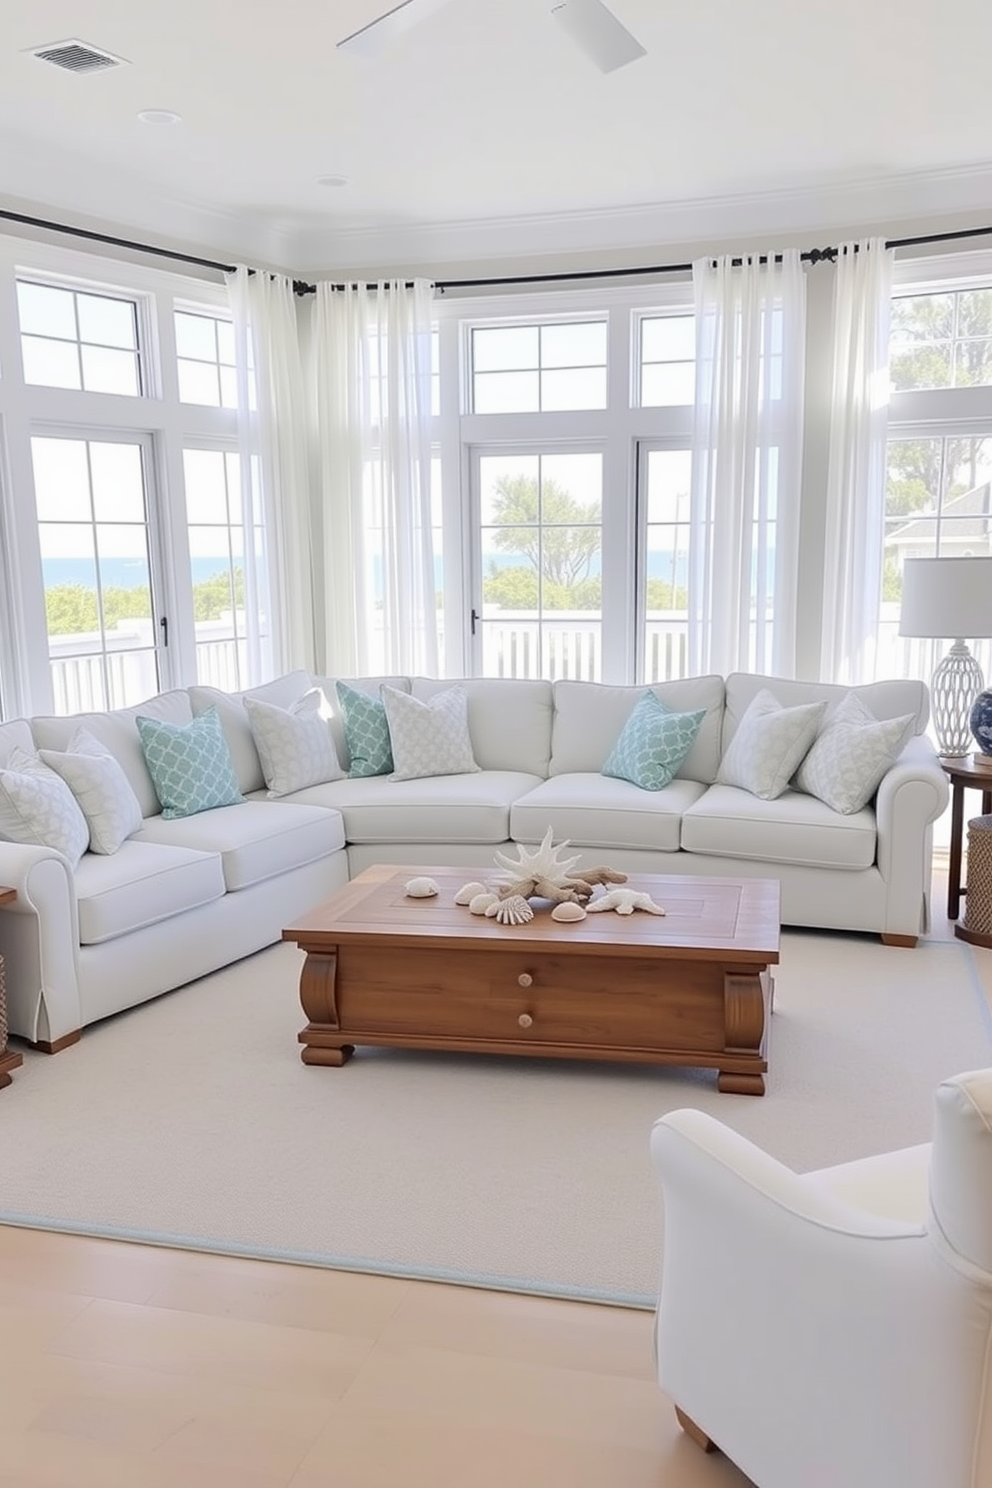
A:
[136,707,243,820]
[602,690,705,791]
[336,681,393,778]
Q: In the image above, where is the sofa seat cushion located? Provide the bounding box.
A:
[511,773,707,853]
[74,840,226,945]
[131,802,345,891]
[680,784,876,870]
[272,771,541,845]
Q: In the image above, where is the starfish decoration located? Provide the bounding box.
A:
[585,887,666,917]
[491,827,627,905]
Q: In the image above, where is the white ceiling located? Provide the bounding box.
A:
[3,0,992,275]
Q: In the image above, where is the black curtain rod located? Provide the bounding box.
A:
[4,205,992,296]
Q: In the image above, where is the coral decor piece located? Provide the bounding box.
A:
[484,894,535,925]
[491,827,627,905]
[404,876,440,898]
[585,887,666,916]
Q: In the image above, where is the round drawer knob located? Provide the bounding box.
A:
[517,972,533,987]
[518,1013,533,1028]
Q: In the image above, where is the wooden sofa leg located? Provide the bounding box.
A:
[880,934,917,948]
[29,1030,81,1054]
[675,1405,717,1453]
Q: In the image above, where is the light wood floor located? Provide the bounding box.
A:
[1,864,989,1488]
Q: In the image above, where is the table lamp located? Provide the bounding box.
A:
[898,556,992,756]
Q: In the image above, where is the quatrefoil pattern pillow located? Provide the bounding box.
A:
[718,689,827,800]
[602,690,706,791]
[380,684,480,781]
[244,688,344,797]
[336,681,394,778]
[0,745,90,865]
[795,692,915,813]
[136,707,243,820]
[39,726,144,854]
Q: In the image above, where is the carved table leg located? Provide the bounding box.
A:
[297,950,354,1067]
[717,969,768,1096]
[675,1405,717,1452]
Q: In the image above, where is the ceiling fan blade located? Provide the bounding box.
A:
[337,0,451,56]
[551,0,647,73]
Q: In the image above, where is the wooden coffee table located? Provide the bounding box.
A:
[284,866,780,1094]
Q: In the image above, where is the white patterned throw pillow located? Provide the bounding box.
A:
[0,746,90,865]
[795,692,915,814]
[38,726,143,854]
[381,684,480,781]
[718,689,827,800]
[243,689,344,797]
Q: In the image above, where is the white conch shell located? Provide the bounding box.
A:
[469,892,499,915]
[455,881,487,905]
[404,876,440,898]
[485,894,534,925]
[551,901,587,922]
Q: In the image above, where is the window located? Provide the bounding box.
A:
[639,314,695,406]
[16,280,141,395]
[471,320,607,413]
[175,308,238,407]
[31,433,161,711]
[890,288,992,391]
[639,448,691,681]
[474,450,603,679]
[183,448,270,688]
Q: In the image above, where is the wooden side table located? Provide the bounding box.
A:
[0,885,21,1089]
[939,757,992,920]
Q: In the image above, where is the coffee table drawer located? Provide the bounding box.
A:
[336,944,726,1052]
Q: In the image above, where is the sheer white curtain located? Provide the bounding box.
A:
[688,251,807,678]
[227,266,316,675]
[819,239,894,684]
[311,279,438,677]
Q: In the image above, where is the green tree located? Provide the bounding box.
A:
[488,476,601,592]
[646,578,688,610]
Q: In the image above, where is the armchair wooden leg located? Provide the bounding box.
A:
[881,934,917,947]
[675,1405,717,1453]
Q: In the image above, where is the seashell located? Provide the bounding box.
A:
[551,901,587,922]
[469,892,499,915]
[404,876,440,898]
[487,894,535,925]
[454,881,487,906]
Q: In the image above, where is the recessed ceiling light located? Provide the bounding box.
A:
[138,109,182,125]
[316,174,349,188]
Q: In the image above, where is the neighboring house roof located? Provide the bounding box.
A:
[888,482,992,553]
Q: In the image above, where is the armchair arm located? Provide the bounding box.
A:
[0,843,81,1044]
[873,735,948,938]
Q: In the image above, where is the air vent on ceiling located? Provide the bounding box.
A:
[29,39,128,74]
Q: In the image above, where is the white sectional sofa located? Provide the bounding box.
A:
[0,668,948,1052]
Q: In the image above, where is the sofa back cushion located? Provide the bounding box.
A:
[722,672,930,754]
[189,670,313,795]
[31,690,194,820]
[411,677,553,776]
[0,719,37,767]
[549,677,726,783]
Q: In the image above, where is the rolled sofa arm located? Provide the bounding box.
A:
[0,844,81,1046]
[874,736,949,939]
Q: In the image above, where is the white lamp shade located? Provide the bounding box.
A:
[898,557,992,640]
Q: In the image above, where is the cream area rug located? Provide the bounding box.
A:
[0,933,988,1308]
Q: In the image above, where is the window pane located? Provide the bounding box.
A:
[80,345,140,396]
[641,361,695,406]
[540,367,606,411]
[472,325,539,372]
[953,338,992,388]
[216,319,235,364]
[890,344,952,392]
[16,282,76,339]
[183,448,230,523]
[76,293,137,350]
[474,369,540,414]
[219,365,238,409]
[31,438,91,520]
[21,336,80,389]
[175,311,218,360]
[646,450,692,524]
[891,293,954,345]
[178,358,221,405]
[90,443,145,522]
[642,315,695,361]
[479,455,538,525]
[540,321,606,368]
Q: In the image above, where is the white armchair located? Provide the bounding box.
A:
[650,1068,992,1488]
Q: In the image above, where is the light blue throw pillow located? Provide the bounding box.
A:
[336,681,393,778]
[602,690,705,791]
[136,707,243,819]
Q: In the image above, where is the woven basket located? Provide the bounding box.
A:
[0,955,7,1054]
[964,814,992,938]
